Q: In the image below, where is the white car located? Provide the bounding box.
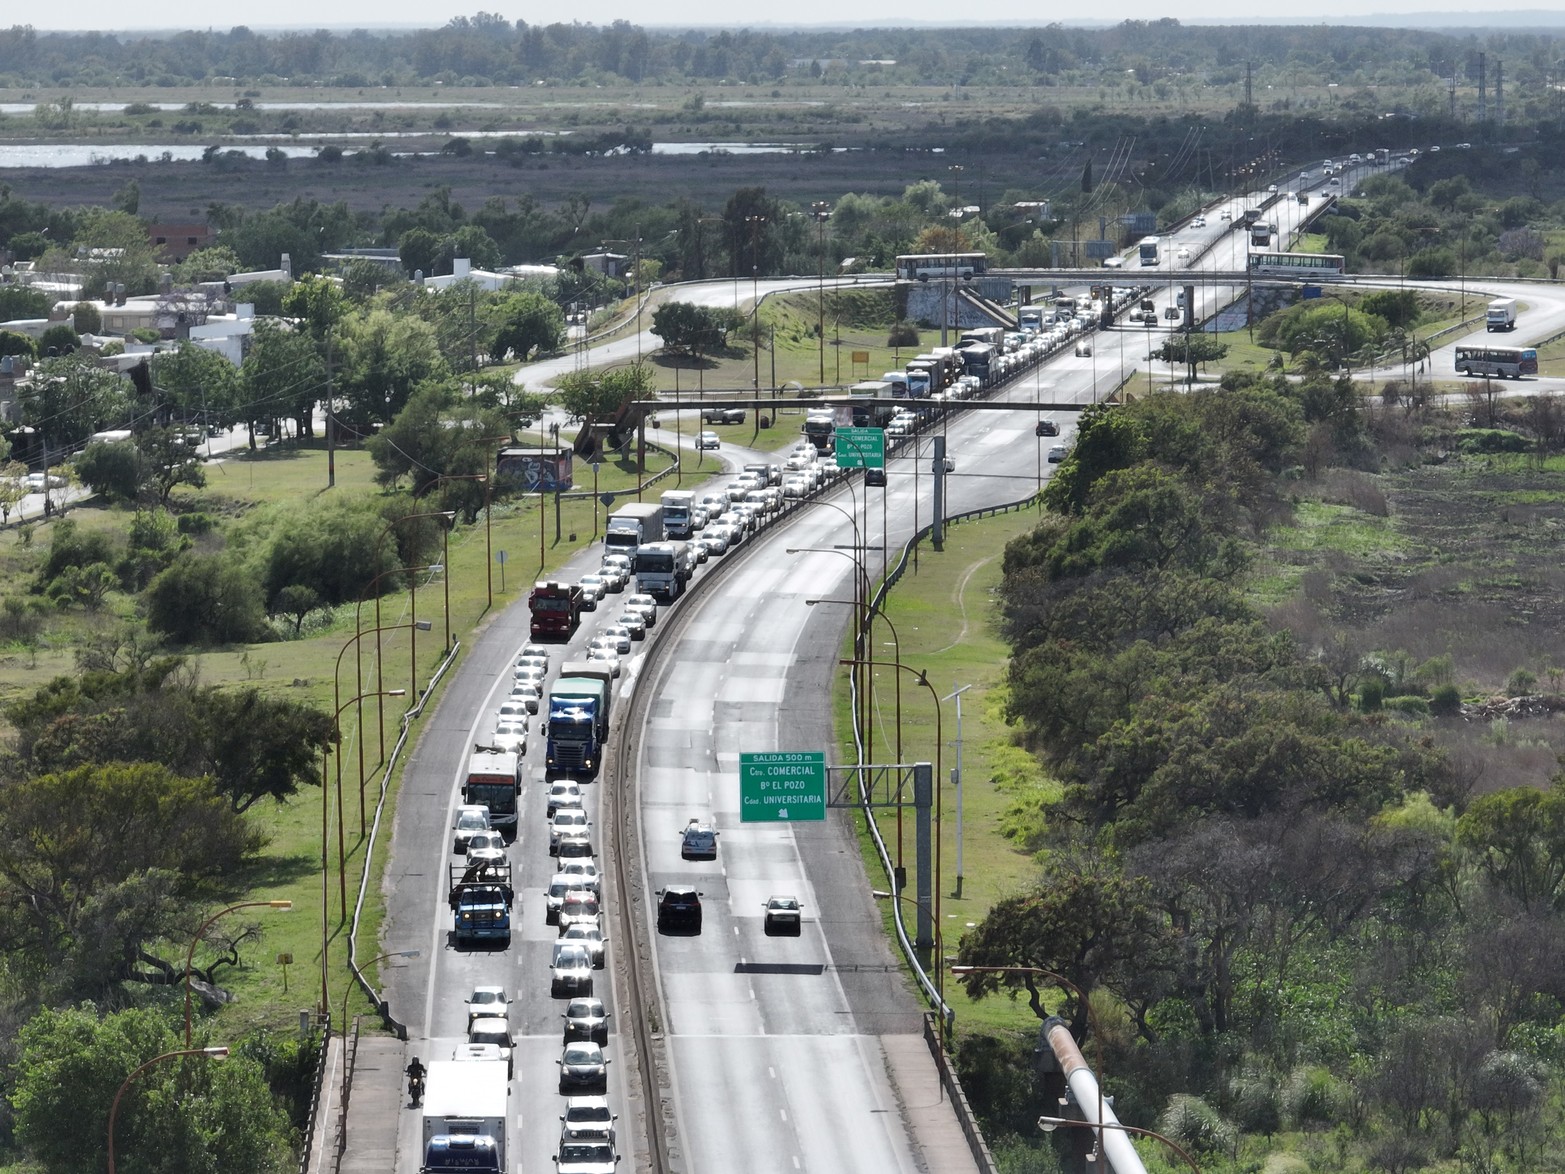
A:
[546,780,583,817]
[513,661,546,685]
[624,595,658,627]
[558,858,601,896]
[600,625,632,654]
[551,942,595,997]
[615,611,647,640]
[465,985,510,1030]
[452,805,491,854]
[497,700,531,725]
[560,921,606,968]
[1192,215,1206,228]
[550,808,591,853]
[491,720,528,753]
[595,564,627,593]
[584,644,621,677]
[696,431,721,450]
[515,653,549,675]
[508,681,541,714]
[680,819,718,860]
[466,830,507,868]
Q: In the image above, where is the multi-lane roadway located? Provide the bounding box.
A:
[376,167,1565,1174]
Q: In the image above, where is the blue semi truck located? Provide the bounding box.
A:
[546,663,614,775]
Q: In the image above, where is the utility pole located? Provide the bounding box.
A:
[944,683,973,898]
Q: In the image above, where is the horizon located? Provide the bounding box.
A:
[17,8,1565,34]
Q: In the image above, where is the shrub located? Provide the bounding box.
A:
[1429,684,1463,716]
[1456,428,1528,454]
[1507,668,1538,696]
[1358,677,1385,712]
[1157,1094,1234,1156]
[1282,1066,1344,1127]
[887,320,920,347]
[1383,695,1430,718]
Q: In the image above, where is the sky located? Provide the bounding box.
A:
[24,5,1565,33]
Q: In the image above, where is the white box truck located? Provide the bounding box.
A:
[661,490,696,539]
[1486,298,1518,332]
[604,502,663,558]
[421,1059,509,1173]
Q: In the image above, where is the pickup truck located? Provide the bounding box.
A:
[701,406,746,424]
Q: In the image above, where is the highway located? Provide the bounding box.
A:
[379,294,1094,1173]
[373,162,1565,1174]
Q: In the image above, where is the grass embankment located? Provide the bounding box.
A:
[820,503,1065,1035]
[0,432,714,1036]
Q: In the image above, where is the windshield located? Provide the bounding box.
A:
[466,784,514,812]
[457,812,487,830]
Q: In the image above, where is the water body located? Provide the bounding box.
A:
[0,141,838,166]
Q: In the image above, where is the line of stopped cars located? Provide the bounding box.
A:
[443,640,621,1174]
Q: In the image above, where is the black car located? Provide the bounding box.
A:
[657,886,703,933]
[864,468,887,488]
[562,997,611,1045]
[1034,419,1060,437]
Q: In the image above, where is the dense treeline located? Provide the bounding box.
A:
[958,374,1565,1169]
[1,18,1564,96]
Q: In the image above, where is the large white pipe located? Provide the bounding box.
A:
[1043,1017,1148,1174]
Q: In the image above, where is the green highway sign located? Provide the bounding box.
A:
[833,426,885,469]
[739,751,827,822]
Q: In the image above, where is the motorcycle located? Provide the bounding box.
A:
[408,1071,425,1107]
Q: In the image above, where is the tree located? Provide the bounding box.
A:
[74,439,145,503]
[144,553,269,646]
[196,688,334,812]
[650,301,740,360]
[1456,785,1565,913]
[281,272,348,344]
[151,341,240,427]
[12,1005,292,1174]
[175,245,242,284]
[240,319,326,443]
[39,322,81,354]
[0,327,36,358]
[0,763,258,998]
[399,226,444,278]
[136,426,208,505]
[553,364,655,424]
[72,301,102,334]
[334,308,449,425]
[0,283,50,320]
[956,854,1175,1042]
[0,458,29,523]
[271,583,323,637]
[259,492,408,608]
[486,288,565,362]
[17,354,130,448]
[366,380,513,500]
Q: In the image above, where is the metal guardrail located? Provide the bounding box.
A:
[296,1013,334,1174]
[923,1013,1000,1174]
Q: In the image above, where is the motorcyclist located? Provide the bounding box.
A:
[406,1056,426,1101]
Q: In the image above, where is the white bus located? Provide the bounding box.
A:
[1137,237,1161,266]
[1246,252,1346,278]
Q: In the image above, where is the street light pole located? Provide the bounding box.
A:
[325,688,406,995]
[951,963,1107,1148]
[186,901,291,1046]
[108,1048,229,1174]
[812,202,831,386]
[1037,1117,1202,1174]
